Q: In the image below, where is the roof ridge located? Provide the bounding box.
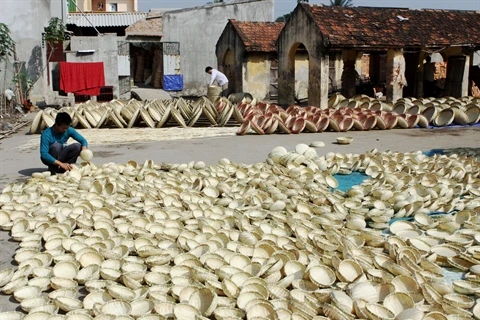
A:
[228,19,285,52]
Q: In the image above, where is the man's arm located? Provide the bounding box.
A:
[40,131,75,171]
[68,127,88,150]
[209,69,218,85]
[40,132,56,165]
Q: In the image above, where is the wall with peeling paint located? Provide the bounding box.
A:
[294,52,309,101]
[243,54,271,100]
[162,0,274,97]
[1,1,66,100]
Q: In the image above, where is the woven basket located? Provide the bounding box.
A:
[207,85,222,103]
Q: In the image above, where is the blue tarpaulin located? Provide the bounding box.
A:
[163,75,184,91]
[333,171,369,192]
[423,122,480,129]
[423,149,445,157]
[331,148,448,192]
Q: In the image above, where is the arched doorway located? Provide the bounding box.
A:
[288,43,309,104]
[223,49,236,95]
[279,39,328,107]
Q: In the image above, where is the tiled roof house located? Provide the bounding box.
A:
[275,4,480,107]
[216,20,285,100]
[300,4,480,49]
[229,20,285,52]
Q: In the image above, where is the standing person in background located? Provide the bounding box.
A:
[205,66,229,97]
[40,112,89,174]
[423,56,436,97]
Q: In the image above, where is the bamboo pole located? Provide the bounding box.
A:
[1,55,6,116]
[13,45,23,107]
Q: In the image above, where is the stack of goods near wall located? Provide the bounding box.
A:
[29,95,480,135]
[236,95,480,135]
[0,145,479,319]
[29,97,242,134]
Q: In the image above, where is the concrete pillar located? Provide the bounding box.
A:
[460,54,471,97]
[341,49,358,98]
[334,52,343,89]
[278,45,296,106]
[386,49,406,103]
[416,53,427,98]
[308,53,329,109]
[355,51,364,77]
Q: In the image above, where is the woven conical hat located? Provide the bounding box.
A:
[84,110,98,127]
[465,104,480,124]
[30,111,44,134]
[127,107,141,128]
[433,108,454,126]
[75,113,92,129]
[42,112,55,127]
[139,108,155,128]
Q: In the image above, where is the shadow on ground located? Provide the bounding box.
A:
[18,168,46,176]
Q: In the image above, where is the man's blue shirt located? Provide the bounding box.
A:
[40,127,88,165]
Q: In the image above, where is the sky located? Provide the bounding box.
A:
[138,0,480,18]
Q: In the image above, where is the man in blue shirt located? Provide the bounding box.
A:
[40,112,89,174]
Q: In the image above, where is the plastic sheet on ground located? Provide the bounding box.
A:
[423,149,445,157]
[424,122,480,129]
[442,267,465,285]
[333,171,369,192]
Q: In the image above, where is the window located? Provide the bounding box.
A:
[109,3,118,11]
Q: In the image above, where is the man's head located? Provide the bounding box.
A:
[205,66,213,74]
[53,112,72,134]
[426,56,431,63]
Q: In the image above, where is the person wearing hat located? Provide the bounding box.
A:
[40,112,89,174]
[205,66,229,97]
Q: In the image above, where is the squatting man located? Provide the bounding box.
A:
[40,112,89,174]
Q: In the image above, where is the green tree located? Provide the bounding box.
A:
[329,0,353,7]
[0,23,15,56]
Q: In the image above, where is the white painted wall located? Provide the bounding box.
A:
[0,0,65,99]
[66,35,123,98]
[162,0,274,96]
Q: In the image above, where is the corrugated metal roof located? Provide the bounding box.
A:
[67,12,148,28]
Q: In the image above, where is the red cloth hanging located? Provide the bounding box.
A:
[60,62,105,96]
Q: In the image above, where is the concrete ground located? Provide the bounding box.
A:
[1,125,479,187]
[0,124,478,312]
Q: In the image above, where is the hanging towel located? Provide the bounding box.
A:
[60,62,105,96]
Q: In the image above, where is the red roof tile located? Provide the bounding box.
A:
[301,4,480,48]
[230,20,285,52]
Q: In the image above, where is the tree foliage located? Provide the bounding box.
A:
[329,0,353,7]
[0,23,15,56]
[44,18,67,44]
